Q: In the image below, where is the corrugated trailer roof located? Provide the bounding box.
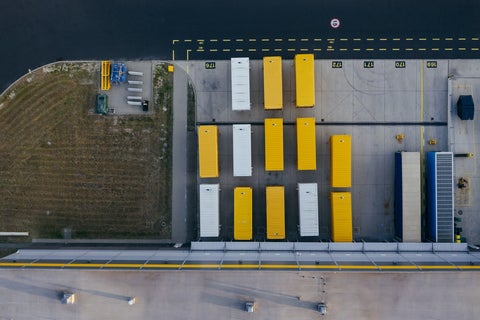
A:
[199,184,220,237]
[264,118,284,171]
[231,57,251,111]
[331,192,353,242]
[266,186,285,239]
[294,54,315,107]
[298,183,319,237]
[233,124,252,177]
[198,125,219,178]
[234,187,253,240]
[296,118,317,170]
[330,135,351,188]
[263,56,283,110]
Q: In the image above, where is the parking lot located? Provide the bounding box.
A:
[169,59,480,243]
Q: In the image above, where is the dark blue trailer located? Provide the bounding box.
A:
[394,152,421,242]
[426,152,454,242]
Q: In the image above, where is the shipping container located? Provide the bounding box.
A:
[266,186,285,239]
[331,192,353,242]
[263,56,283,110]
[231,57,251,111]
[298,183,319,237]
[199,184,220,238]
[296,118,317,170]
[198,125,219,178]
[233,124,252,177]
[234,187,253,240]
[294,54,315,107]
[264,118,284,171]
[427,152,454,242]
[394,152,421,242]
[330,135,351,188]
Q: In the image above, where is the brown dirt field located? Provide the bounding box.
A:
[0,62,173,240]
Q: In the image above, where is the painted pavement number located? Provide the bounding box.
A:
[205,62,216,69]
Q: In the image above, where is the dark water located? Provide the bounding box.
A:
[0,0,479,91]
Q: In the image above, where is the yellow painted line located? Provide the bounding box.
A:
[366,38,374,41]
[392,48,400,51]
[472,48,480,51]
[353,38,361,41]
[380,38,387,41]
[300,38,309,41]
[288,38,296,41]
[418,48,427,51]
[300,48,308,51]
[472,37,480,41]
[419,38,427,41]
[353,48,361,51]
[393,38,400,41]
[235,48,244,52]
[432,48,440,51]
[432,37,440,40]
[236,38,244,42]
[445,37,453,40]
[274,38,283,42]
[379,48,387,51]
[313,48,322,51]
[459,37,466,40]
[274,48,282,52]
[261,48,270,52]
[340,48,348,51]
[248,49,256,52]
[340,38,348,41]
[287,48,295,51]
[222,39,231,42]
[459,47,467,51]
[366,48,374,51]
[210,39,218,42]
[406,37,414,41]
[445,48,454,51]
[221,264,259,269]
[314,38,322,41]
[209,49,218,52]
[223,49,231,52]
[261,38,270,42]
[184,39,192,42]
[249,38,256,42]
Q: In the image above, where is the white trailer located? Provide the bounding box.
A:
[199,184,220,238]
[231,57,250,111]
[128,71,144,76]
[232,124,252,177]
[298,183,319,237]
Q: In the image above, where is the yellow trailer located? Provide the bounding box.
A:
[330,135,351,187]
[101,60,111,91]
[264,118,284,171]
[294,54,315,107]
[266,186,285,239]
[234,187,253,240]
[198,125,219,178]
[296,117,317,170]
[263,56,283,110]
[331,192,353,242]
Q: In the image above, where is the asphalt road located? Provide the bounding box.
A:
[1,0,480,91]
